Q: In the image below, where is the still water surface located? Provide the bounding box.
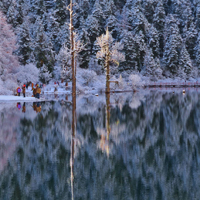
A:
[0,90,200,200]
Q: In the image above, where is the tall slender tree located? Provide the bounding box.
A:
[96,28,125,92]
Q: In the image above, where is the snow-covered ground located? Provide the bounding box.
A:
[2,67,200,102]
[0,95,43,102]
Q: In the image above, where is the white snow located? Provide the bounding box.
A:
[0,95,44,102]
[1,67,200,102]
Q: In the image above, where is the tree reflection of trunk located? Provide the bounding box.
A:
[71,93,76,200]
[70,0,75,198]
[71,89,76,200]
[106,83,111,155]
[106,87,110,141]
[105,32,110,94]
[100,82,111,156]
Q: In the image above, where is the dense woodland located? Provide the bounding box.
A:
[1,0,200,82]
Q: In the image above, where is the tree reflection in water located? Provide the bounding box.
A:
[0,90,200,199]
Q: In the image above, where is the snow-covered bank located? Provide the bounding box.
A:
[3,67,200,101]
[0,96,44,102]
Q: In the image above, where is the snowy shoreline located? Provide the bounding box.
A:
[0,95,45,102]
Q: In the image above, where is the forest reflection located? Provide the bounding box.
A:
[0,89,200,199]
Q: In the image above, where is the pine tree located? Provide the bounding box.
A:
[39,64,52,83]
[194,33,200,73]
[147,25,160,58]
[195,1,200,30]
[141,47,162,81]
[31,17,55,72]
[6,0,22,27]
[179,45,193,79]
[45,11,61,53]
[131,0,149,34]
[122,30,146,71]
[162,14,182,77]
[153,1,165,56]
[54,0,68,25]
[78,29,91,68]
[142,0,159,24]
[16,17,32,65]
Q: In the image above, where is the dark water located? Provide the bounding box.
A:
[1,90,200,200]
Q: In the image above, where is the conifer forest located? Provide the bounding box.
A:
[1,0,200,82]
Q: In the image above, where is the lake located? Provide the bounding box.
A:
[0,89,200,200]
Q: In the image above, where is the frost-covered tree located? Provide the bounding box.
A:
[194,1,200,30]
[153,2,165,28]
[15,63,40,84]
[0,11,20,93]
[56,44,71,83]
[39,64,52,84]
[31,17,55,71]
[162,15,182,77]
[147,25,160,58]
[184,22,198,60]
[142,0,159,24]
[45,12,61,53]
[0,11,19,78]
[178,45,193,79]
[78,29,91,69]
[105,15,118,39]
[16,17,32,65]
[195,33,200,73]
[121,30,146,71]
[153,1,165,56]
[54,0,69,25]
[6,0,22,27]
[141,48,162,80]
[130,0,149,34]
[96,28,125,92]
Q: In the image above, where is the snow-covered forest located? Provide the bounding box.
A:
[1,0,200,93]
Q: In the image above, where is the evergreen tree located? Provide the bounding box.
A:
[45,11,61,53]
[179,45,193,79]
[54,0,69,25]
[142,0,159,24]
[122,30,146,72]
[131,0,149,34]
[153,1,165,32]
[141,48,162,80]
[16,17,32,65]
[6,0,22,27]
[147,25,160,58]
[39,64,52,83]
[162,15,182,77]
[153,1,165,56]
[31,17,55,72]
[194,33,200,73]
[184,22,198,59]
[78,29,91,68]
[195,1,200,30]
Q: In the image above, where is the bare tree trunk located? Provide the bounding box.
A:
[106,30,110,93]
[106,57,110,93]
[70,0,76,98]
[69,1,76,199]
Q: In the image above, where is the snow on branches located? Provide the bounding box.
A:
[0,11,20,93]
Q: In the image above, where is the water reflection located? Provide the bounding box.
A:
[32,102,41,113]
[0,90,200,199]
